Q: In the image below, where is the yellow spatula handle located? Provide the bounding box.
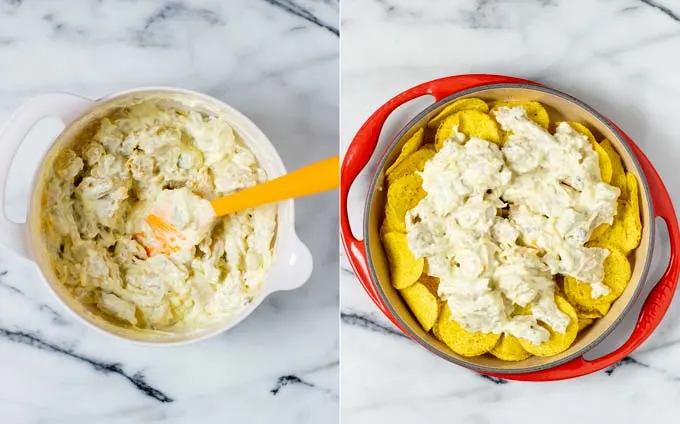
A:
[210,156,339,217]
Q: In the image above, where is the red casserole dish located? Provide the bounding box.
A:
[340,74,680,381]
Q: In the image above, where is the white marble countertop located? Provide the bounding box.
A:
[341,0,680,422]
[0,1,338,423]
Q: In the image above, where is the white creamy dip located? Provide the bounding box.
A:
[42,101,276,330]
[406,106,620,344]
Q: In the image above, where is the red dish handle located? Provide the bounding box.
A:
[340,74,538,320]
[487,129,680,381]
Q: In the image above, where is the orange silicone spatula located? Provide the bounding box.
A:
[143,155,339,255]
[210,155,339,216]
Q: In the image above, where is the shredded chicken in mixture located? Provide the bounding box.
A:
[41,101,276,330]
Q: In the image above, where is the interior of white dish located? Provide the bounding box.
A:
[365,85,653,373]
[27,90,290,344]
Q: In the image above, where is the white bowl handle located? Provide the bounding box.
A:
[266,234,313,293]
[286,235,313,290]
[0,92,94,259]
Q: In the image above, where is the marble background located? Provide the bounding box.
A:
[341,0,680,423]
[0,1,338,423]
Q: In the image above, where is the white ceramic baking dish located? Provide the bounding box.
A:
[0,87,313,345]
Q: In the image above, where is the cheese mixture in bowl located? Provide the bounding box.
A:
[406,106,620,345]
[41,101,276,330]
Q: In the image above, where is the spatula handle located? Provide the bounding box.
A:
[211,156,339,217]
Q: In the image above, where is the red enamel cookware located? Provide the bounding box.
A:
[340,74,680,381]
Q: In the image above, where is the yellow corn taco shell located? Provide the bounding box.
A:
[592,173,641,253]
[600,139,627,195]
[434,109,501,150]
[490,334,532,361]
[578,317,594,331]
[400,282,440,332]
[577,309,605,319]
[519,296,578,356]
[623,172,642,250]
[563,246,631,313]
[427,98,489,129]
[385,147,435,185]
[382,232,424,289]
[436,307,501,357]
[590,222,610,240]
[386,128,425,175]
[382,174,426,233]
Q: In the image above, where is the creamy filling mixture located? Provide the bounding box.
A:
[406,106,620,344]
[41,101,276,330]
[139,187,217,254]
